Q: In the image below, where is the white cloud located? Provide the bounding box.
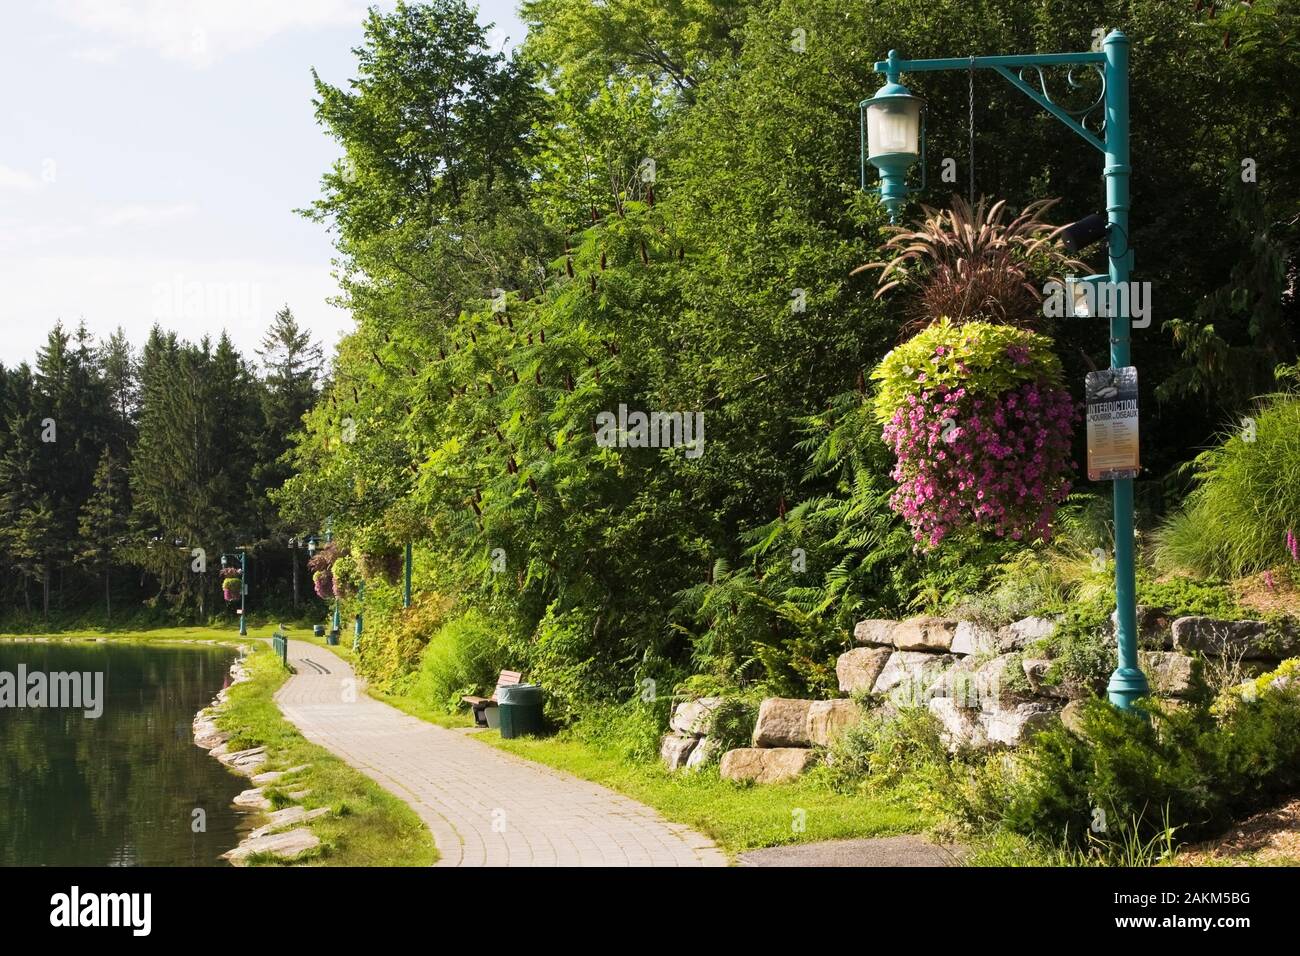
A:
[0,203,199,249]
[0,218,89,247]
[51,0,375,68]
[96,202,198,228]
[0,164,41,191]
[71,44,123,64]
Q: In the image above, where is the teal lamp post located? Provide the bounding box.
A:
[861,53,925,223]
[353,581,364,652]
[860,31,1147,710]
[403,541,413,609]
[309,522,342,637]
[222,549,249,636]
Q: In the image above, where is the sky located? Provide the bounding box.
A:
[0,0,527,369]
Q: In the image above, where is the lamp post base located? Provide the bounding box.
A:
[1106,666,1149,711]
[238,617,247,636]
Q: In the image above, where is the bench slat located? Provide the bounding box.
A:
[462,669,525,710]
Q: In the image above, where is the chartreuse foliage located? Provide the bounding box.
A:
[870,320,1065,426]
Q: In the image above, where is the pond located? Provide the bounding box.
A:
[0,641,254,866]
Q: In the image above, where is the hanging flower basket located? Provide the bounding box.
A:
[222,576,242,602]
[872,319,1077,548]
[307,542,339,575]
[357,549,403,584]
[332,554,359,599]
[312,569,333,600]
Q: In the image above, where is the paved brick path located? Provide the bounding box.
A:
[273,640,726,867]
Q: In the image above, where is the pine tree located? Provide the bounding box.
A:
[0,364,50,615]
[78,449,129,621]
[256,306,321,526]
[98,326,139,452]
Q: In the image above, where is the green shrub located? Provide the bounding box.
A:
[706,695,761,755]
[975,677,1300,850]
[1155,391,1300,577]
[1138,577,1242,619]
[404,607,508,711]
[821,706,954,808]
[565,699,670,763]
[527,603,609,723]
[1034,603,1114,692]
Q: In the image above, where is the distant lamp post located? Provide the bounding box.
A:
[861,54,925,223]
[404,541,413,609]
[221,549,249,636]
[353,581,364,652]
[320,521,341,638]
[288,536,301,610]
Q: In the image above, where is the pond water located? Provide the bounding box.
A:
[0,642,253,866]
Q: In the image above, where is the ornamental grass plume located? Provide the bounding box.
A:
[853,195,1088,330]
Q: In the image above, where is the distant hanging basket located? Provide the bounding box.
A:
[358,549,403,584]
[222,576,242,602]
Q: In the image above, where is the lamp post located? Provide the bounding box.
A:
[221,549,249,636]
[861,31,1147,710]
[354,581,364,652]
[404,541,413,609]
[288,536,300,610]
[324,521,342,637]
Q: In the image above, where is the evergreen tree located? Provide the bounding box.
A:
[255,306,320,518]
[0,364,51,615]
[77,449,129,621]
[98,326,139,452]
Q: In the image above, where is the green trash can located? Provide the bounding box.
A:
[497,683,544,739]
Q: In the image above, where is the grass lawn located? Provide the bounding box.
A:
[0,622,283,641]
[214,643,438,866]
[477,729,931,857]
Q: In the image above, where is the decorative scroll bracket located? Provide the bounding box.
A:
[872,50,1110,156]
[991,64,1106,154]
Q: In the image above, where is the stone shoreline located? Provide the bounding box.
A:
[192,645,324,865]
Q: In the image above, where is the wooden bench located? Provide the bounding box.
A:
[462,670,522,726]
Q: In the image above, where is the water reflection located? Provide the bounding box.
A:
[0,642,253,866]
